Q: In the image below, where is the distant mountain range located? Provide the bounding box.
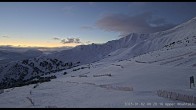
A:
[0,49,43,66]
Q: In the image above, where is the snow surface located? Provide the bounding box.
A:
[0,59,195,108]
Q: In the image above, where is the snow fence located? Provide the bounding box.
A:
[157,89,196,104]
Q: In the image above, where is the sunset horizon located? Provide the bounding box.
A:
[1,2,196,48]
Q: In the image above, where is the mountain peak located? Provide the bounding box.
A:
[190,16,196,20]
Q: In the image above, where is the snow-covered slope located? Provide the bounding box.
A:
[0,59,195,108]
[134,45,196,68]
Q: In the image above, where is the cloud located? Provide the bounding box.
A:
[53,37,61,40]
[61,38,81,44]
[0,45,73,53]
[58,36,92,45]
[52,37,82,44]
[95,12,176,35]
[1,35,9,38]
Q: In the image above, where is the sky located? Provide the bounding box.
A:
[1,2,196,48]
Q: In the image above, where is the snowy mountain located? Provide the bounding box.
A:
[45,17,196,65]
[0,56,80,89]
[0,49,43,66]
[0,17,196,107]
[47,33,150,64]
